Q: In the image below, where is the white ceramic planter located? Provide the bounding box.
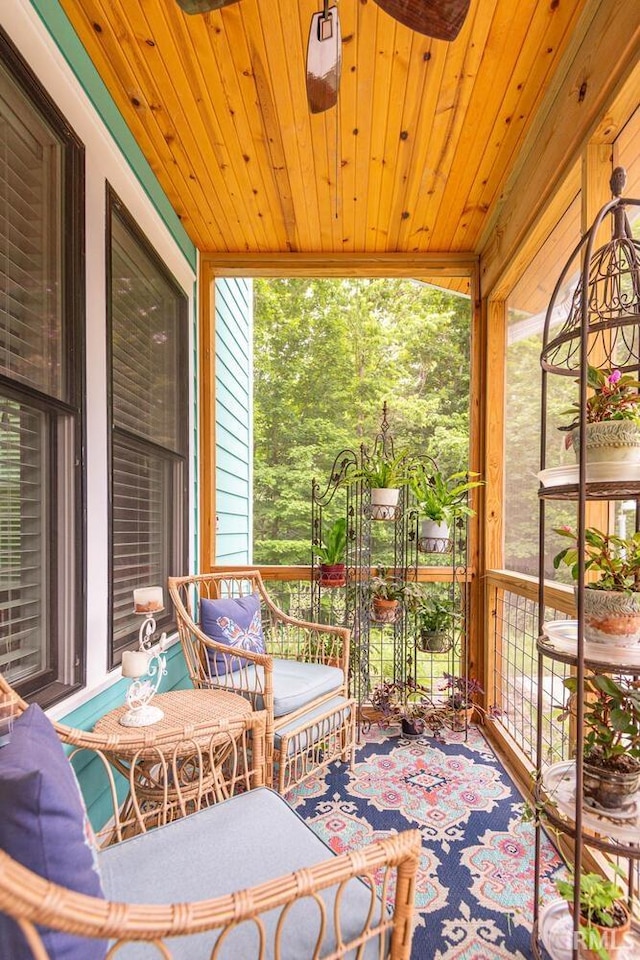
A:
[571,420,640,464]
[418,519,450,553]
[370,487,400,520]
[583,587,640,646]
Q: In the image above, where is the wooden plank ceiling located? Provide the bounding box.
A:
[60,0,588,256]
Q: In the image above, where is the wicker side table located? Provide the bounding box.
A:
[93,688,256,837]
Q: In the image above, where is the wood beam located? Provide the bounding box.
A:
[479,0,640,297]
[200,252,477,278]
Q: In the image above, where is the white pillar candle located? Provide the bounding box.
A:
[133,586,164,614]
[121,650,150,679]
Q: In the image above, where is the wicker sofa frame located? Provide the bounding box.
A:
[168,570,356,791]
[0,674,421,959]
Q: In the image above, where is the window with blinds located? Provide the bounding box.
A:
[0,30,83,705]
[109,195,187,660]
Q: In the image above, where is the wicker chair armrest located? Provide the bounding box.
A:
[0,829,421,958]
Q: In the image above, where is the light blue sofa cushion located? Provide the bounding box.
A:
[274,695,352,756]
[228,659,343,717]
[99,787,385,959]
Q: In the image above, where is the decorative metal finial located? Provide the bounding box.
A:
[610,166,626,198]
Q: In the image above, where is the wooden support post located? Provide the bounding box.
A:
[199,260,217,571]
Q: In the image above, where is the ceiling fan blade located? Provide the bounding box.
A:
[372,0,471,41]
[175,0,240,14]
[306,7,342,114]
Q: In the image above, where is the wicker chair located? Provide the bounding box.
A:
[169,570,356,791]
[0,673,421,960]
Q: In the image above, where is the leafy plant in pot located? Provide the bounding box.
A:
[408,593,459,653]
[408,463,482,553]
[558,365,640,465]
[368,678,431,738]
[315,517,347,588]
[553,525,640,646]
[441,673,484,730]
[559,673,640,810]
[556,868,630,960]
[369,567,406,623]
[347,450,410,520]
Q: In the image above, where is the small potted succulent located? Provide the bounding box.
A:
[559,365,640,465]
[559,673,640,810]
[369,567,406,623]
[347,450,410,520]
[441,672,484,730]
[314,517,347,588]
[556,868,630,960]
[553,525,640,646]
[408,463,482,552]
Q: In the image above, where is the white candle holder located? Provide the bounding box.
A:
[120,587,168,727]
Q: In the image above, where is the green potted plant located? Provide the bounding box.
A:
[347,450,410,520]
[553,525,640,646]
[369,566,406,623]
[556,868,630,960]
[414,596,459,653]
[559,673,640,810]
[559,365,640,465]
[441,672,484,730]
[314,517,347,588]
[408,463,482,552]
[367,678,431,738]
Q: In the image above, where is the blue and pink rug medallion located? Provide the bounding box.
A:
[288,723,563,960]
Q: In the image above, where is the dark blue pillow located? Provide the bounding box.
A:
[200,592,266,674]
[0,704,106,960]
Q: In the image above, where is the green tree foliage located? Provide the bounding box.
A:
[253,278,471,563]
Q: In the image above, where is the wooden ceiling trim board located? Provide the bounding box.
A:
[592,65,640,146]
[336,0,358,253]
[488,162,580,302]
[189,5,292,251]
[364,19,399,250]
[385,31,435,251]
[408,0,494,252]
[448,0,587,251]
[63,0,230,248]
[433,0,536,248]
[115,0,258,250]
[394,39,449,252]
[479,0,640,295]
[352,0,380,251]
[378,25,425,250]
[251,0,312,251]
[201,252,477,276]
[401,7,487,252]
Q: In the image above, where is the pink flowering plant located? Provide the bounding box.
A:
[553,525,640,592]
[559,366,640,445]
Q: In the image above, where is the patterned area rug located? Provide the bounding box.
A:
[287,722,563,960]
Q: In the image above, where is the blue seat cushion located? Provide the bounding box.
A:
[230,659,343,717]
[274,695,352,755]
[0,704,105,960]
[99,787,385,959]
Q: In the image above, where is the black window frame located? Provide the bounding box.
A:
[0,28,85,707]
[106,187,188,667]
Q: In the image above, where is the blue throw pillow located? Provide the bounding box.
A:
[0,704,106,960]
[200,592,266,674]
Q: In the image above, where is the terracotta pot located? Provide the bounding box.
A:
[418,519,450,553]
[570,900,630,960]
[448,705,474,731]
[318,562,346,588]
[571,420,640,464]
[372,597,399,623]
[370,487,400,520]
[583,758,640,810]
[583,587,640,646]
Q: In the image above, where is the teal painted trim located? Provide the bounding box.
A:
[29,0,196,271]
